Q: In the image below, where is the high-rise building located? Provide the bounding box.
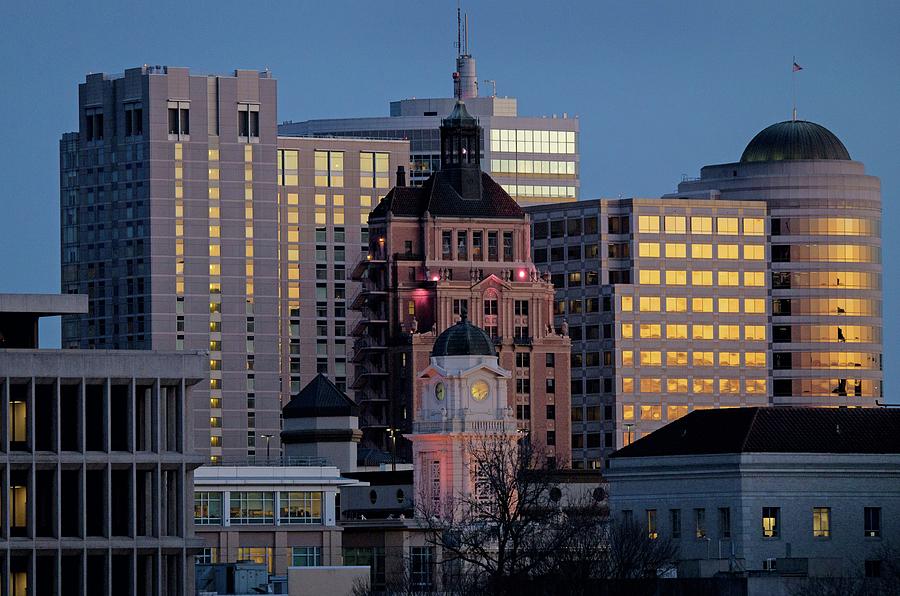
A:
[352,101,572,465]
[275,137,410,397]
[60,66,280,462]
[672,120,882,407]
[0,293,205,596]
[528,198,771,469]
[278,15,579,207]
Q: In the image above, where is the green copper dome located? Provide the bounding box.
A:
[740,120,850,163]
[431,317,496,358]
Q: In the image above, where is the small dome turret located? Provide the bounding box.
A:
[431,316,495,358]
[740,120,850,163]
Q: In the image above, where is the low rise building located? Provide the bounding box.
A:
[607,407,900,582]
[0,294,206,596]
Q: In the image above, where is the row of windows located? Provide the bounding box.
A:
[637,215,764,235]
[634,270,767,287]
[490,158,576,176]
[772,298,881,317]
[622,378,767,395]
[638,242,765,260]
[501,184,576,199]
[623,350,767,368]
[627,296,767,314]
[772,270,880,290]
[629,506,883,542]
[489,128,576,154]
[533,217,599,239]
[440,230,516,261]
[194,491,322,525]
[772,244,880,264]
[621,323,766,341]
[773,378,879,398]
[773,324,880,344]
[772,217,880,237]
[773,351,881,370]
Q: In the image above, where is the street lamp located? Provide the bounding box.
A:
[387,428,398,472]
[259,433,274,464]
[623,423,635,447]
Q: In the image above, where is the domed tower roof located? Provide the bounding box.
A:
[740,120,851,163]
[431,316,496,358]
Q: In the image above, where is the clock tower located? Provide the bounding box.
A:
[410,316,518,517]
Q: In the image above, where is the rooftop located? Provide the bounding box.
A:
[370,171,524,219]
[282,374,359,418]
[611,407,900,459]
[740,120,851,163]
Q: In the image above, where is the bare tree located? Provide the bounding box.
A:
[415,435,675,595]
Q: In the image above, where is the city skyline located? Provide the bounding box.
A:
[0,0,897,397]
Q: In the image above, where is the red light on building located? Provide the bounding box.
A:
[518,269,527,279]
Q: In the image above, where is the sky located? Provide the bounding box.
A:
[1,0,898,397]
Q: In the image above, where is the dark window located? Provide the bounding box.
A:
[608,215,630,234]
[550,220,564,238]
[719,507,731,538]
[772,245,791,262]
[488,231,499,261]
[457,231,468,260]
[472,232,483,260]
[772,272,791,289]
[608,243,630,258]
[546,405,555,420]
[773,325,792,343]
[546,431,556,446]
[609,270,631,284]
[864,507,881,537]
[404,240,413,256]
[546,353,555,367]
[865,560,882,578]
[584,216,598,235]
[773,379,793,397]
[773,352,792,370]
[546,378,555,393]
[534,248,547,263]
[503,231,514,260]
[604,405,613,420]
[515,300,529,316]
[180,108,190,134]
[534,221,548,239]
[587,433,602,448]
[567,218,582,236]
[568,245,582,260]
[239,110,250,137]
[772,299,792,316]
[442,231,452,259]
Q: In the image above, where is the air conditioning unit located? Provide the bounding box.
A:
[762,558,777,571]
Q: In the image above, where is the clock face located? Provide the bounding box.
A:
[470,380,490,401]
[435,382,445,401]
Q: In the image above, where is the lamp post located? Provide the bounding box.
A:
[259,433,274,464]
[623,423,635,447]
[387,428,397,472]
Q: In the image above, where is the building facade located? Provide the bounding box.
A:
[607,407,900,581]
[528,197,771,469]
[60,66,281,463]
[278,21,579,207]
[671,120,882,407]
[352,102,572,464]
[276,137,410,396]
[0,294,205,596]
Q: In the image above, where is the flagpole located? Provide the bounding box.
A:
[792,56,797,121]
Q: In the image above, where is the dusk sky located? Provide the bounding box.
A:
[2,0,898,397]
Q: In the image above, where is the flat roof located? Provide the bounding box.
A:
[0,293,87,316]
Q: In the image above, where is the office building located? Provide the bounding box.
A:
[671,119,883,407]
[528,197,771,469]
[0,294,206,596]
[60,66,280,463]
[352,101,572,463]
[276,137,410,396]
[608,407,900,584]
[278,16,579,207]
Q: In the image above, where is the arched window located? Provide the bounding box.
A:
[483,291,499,339]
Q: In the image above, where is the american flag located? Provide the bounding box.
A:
[793,62,803,72]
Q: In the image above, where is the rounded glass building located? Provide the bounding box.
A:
[673,119,882,407]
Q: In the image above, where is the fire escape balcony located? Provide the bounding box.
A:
[351,366,389,390]
[350,286,388,310]
[351,307,389,336]
[351,250,387,280]
[352,339,388,363]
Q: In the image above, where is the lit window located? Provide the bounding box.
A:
[665,243,686,258]
[623,378,634,393]
[744,245,765,260]
[717,217,738,235]
[623,404,635,420]
[639,351,662,366]
[639,296,660,312]
[744,298,766,314]
[746,379,767,393]
[692,297,713,313]
[718,298,740,313]
[692,271,713,286]
[639,242,660,257]
[691,216,712,234]
[718,244,739,259]
[691,243,713,258]
[743,217,765,236]
[719,378,740,393]
[647,509,658,539]
[666,351,688,366]
[621,296,633,311]
[719,325,740,340]
[692,351,714,366]
[667,378,688,393]
[639,324,661,339]
[664,215,686,233]
[744,271,765,286]
[666,297,687,312]
[639,379,661,393]
[639,270,660,285]
[693,378,713,394]
[745,352,766,367]
[692,325,714,340]
[638,215,660,233]
[719,352,740,366]
[622,323,633,339]
[718,271,740,286]
[665,270,687,285]
[622,350,633,366]
[745,325,766,341]
[668,405,689,420]
[666,324,688,339]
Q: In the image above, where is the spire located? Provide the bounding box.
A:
[440,101,483,199]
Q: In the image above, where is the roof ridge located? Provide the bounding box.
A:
[739,407,761,451]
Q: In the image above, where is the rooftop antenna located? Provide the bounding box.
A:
[452,3,478,99]
[457,3,462,55]
[465,12,469,55]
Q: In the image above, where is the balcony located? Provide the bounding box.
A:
[351,250,387,279]
[352,339,387,363]
[394,251,423,262]
[350,286,387,310]
[513,336,533,346]
[351,307,389,336]
[351,366,389,390]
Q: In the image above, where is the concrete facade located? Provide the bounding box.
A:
[527,198,771,468]
[0,295,206,596]
[276,137,410,397]
[61,66,280,464]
